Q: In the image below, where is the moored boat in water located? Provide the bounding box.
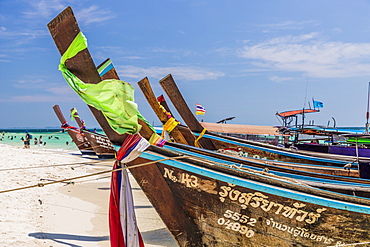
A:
[154,74,370,168]
[52,104,95,156]
[276,105,370,160]
[70,107,115,159]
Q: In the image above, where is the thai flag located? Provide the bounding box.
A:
[196,104,206,115]
[109,134,149,247]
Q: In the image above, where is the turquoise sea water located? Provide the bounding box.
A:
[0,128,104,152]
[0,126,366,151]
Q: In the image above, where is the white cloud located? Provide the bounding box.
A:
[94,47,145,61]
[0,81,78,102]
[150,47,196,58]
[269,76,292,82]
[46,85,75,95]
[0,94,79,103]
[14,77,75,96]
[116,65,225,81]
[75,6,115,26]
[0,51,9,62]
[264,32,321,45]
[260,20,319,31]
[238,33,370,78]
[0,26,46,40]
[22,1,114,26]
[121,56,144,60]
[23,0,66,18]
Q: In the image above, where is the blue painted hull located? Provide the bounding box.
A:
[203,133,358,166]
[330,145,370,157]
[128,149,370,246]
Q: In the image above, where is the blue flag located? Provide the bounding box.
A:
[313,100,324,108]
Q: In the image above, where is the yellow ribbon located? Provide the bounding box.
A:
[162,117,179,137]
[149,133,166,147]
[194,128,207,148]
[149,133,159,145]
[158,102,176,119]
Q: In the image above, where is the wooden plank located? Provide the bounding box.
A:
[137,77,192,145]
[157,94,175,117]
[52,104,68,125]
[157,94,199,145]
[47,7,100,83]
[159,74,216,150]
[47,6,126,146]
[159,74,202,132]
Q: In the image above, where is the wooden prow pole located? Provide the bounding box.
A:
[47,7,126,145]
[70,108,85,128]
[137,77,193,145]
[159,74,216,150]
[52,104,68,124]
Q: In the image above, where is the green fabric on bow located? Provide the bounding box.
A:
[70,108,79,121]
[59,32,153,135]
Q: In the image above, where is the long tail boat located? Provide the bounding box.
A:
[93,60,368,185]
[164,142,370,197]
[52,104,95,155]
[63,62,370,196]
[276,107,370,159]
[156,74,370,173]
[48,7,370,246]
[128,77,370,195]
[138,75,370,181]
[70,107,115,159]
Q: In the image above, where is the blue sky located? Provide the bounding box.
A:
[2,0,370,129]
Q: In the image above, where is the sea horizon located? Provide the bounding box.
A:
[1,126,367,150]
[0,128,102,152]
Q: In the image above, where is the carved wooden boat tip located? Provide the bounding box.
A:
[159,74,173,82]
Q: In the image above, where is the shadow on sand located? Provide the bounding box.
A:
[29,232,109,247]
[141,228,177,247]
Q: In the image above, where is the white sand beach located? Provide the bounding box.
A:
[0,144,177,247]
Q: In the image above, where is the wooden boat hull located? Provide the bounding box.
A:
[296,143,330,153]
[70,107,115,159]
[52,105,95,155]
[66,129,95,156]
[128,149,370,246]
[163,143,370,198]
[202,133,356,167]
[80,130,115,159]
[297,143,370,159]
[154,74,370,169]
[330,145,370,157]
